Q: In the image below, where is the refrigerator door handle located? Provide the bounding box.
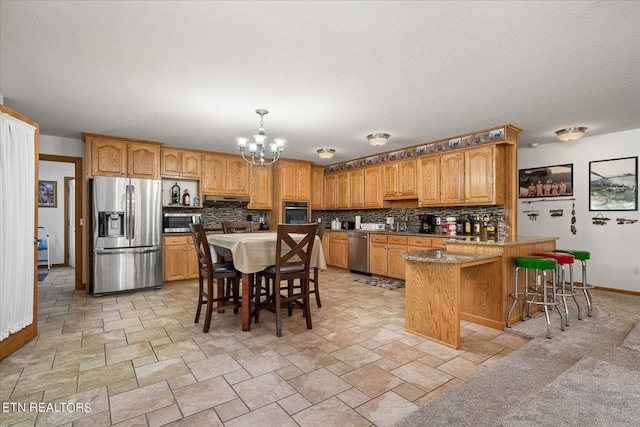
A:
[125,184,136,240]
[95,247,161,255]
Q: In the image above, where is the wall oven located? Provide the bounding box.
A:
[283,201,309,224]
[163,212,202,233]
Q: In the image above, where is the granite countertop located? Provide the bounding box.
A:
[401,248,502,264]
[443,235,559,246]
[324,229,557,246]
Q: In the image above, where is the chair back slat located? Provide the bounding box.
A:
[222,221,254,234]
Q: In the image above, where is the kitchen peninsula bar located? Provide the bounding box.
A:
[401,236,557,349]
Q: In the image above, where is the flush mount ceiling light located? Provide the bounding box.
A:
[555,127,587,142]
[236,109,285,167]
[367,133,390,146]
[317,148,336,159]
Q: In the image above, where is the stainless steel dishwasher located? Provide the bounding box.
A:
[348,231,370,275]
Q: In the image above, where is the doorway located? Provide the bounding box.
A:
[39,154,83,290]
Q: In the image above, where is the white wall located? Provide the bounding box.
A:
[517,129,640,292]
[38,160,74,265]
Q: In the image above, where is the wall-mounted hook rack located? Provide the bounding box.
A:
[616,217,638,225]
[592,213,611,225]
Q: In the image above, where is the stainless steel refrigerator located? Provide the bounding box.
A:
[90,176,162,295]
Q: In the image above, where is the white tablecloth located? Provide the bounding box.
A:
[207,232,326,274]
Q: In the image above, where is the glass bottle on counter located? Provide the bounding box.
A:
[486,215,497,242]
[464,216,472,235]
[182,189,190,206]
[473,215,482,236]
[497,214,507,243]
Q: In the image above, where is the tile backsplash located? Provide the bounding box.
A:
[313,206,505,231]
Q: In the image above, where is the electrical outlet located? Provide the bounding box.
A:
[634,266,640,276]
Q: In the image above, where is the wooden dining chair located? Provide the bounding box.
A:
[255,223,318,337]
[189,223,242,333]
[222,221,254,234]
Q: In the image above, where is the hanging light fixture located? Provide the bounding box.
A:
[555,127,587,142]
[236,109,285,167]
[317,148,335,159]
[367,133,390,146]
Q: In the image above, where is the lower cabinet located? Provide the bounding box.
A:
[326,231,348,269]
[163,235,199,281]
[370,234,408,280]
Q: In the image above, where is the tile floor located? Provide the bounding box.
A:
[1,267,529,427]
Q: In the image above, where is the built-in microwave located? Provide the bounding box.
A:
[283,201,309,224]
[163,212,202,233]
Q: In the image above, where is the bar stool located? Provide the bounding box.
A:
[536,252,582,325]
[555,249,593,316]
[507,256,564,339]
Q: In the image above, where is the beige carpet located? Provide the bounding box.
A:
[393,290,640,427]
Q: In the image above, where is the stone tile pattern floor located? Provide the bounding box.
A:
[0,267,529,427]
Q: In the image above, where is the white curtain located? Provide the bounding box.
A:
[0,112,36,340]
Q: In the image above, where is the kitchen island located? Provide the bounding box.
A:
[401,236,557,349]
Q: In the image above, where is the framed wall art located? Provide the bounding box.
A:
[589,156,638,211]
[518,164,573,198]
[38,180,57,207]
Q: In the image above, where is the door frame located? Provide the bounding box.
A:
[39,154,83,290]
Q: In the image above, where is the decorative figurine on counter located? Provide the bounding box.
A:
[182,189,190,206]
[171,182,181,205]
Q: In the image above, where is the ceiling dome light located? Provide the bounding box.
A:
[555,127,587,142]
[367,133,390,146]
[317,148,336,159]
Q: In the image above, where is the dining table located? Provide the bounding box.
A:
[207,231,327,331]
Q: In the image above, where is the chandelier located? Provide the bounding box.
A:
[236,109,285,167]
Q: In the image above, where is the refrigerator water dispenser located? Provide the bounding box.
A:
[98,211,124,237]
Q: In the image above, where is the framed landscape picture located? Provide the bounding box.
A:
[518,164,573,198]
[589,156,638,211]
[38,180,57,207]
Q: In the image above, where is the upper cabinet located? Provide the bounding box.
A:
[160,148,202,179]
[248,165,272,209]
[419,144,503,207]
[323,169,364,210]
[364,165,384,208]
[383,159,418,199]
[310,165,324,210]
[440,151,465,205]
[84,134,160,179]
[273,159,311,201]
[202,153,249,196]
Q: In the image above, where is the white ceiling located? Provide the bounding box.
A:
[1,1,638,164]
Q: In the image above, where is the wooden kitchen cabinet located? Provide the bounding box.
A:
[310,165,324,210]
[465,145,500,205]
[439,145,502,206]
[369,234,407,279]
[383,159,418,199]
[364,165,384,208]
[275,159,311,201]
[336,172,350,208]
[161,148,202,179]
[202,153,249,196]
[248,164,272,209]
[418,156,441,206]
[407,235,432,252]
[327,231,348,269]
[440,151,465,205]
[323,173,338,209]
[349,169,365,208]
[163,235,198,281]
[84,134,160,179]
